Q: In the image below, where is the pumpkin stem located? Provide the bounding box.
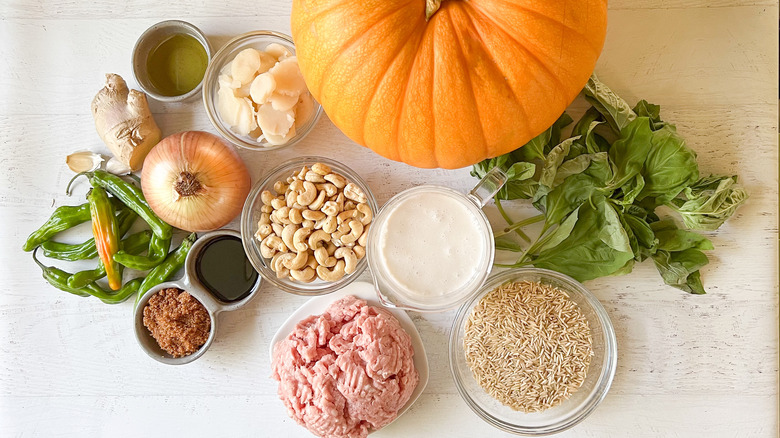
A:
[425,0,442,21]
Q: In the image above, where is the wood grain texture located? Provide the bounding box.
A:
[0,1,777,437]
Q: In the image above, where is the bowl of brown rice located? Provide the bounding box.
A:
[448,268,617,435]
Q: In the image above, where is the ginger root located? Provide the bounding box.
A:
[91,74,162,171]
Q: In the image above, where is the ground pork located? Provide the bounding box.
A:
[271,295,419,438]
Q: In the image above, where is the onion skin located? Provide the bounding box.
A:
[141,131,251,232]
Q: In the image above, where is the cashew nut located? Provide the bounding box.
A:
[327,241,337,255]
[309,190,326,211]
[322,216,337,233]
[344,201,356,211]
[331,222,351,242]
[271,197,286,210]
[343,183,367,203]
[282,250,308,270]
[304,171,326,183]
[353,245,366,259]
[290,266,316,282]
[263,234,286,252]
[297,181,317,205]
[285,190,297,208]
[356,203,372,225]
[296,166,309,180]
[340,220,364,245]
[289,208,303,225]
[261,190,276,205]
[312,162,331,175]
[324,173,346,189]
[317,260,346,282]
[308,229,331,249]
[281,224,298,252]
[258,212,271,225]
[260,242,277,258]
[322,201,340,217]
[302,219,315,229]
[260,204,273,214]
[316,183,337,197]
[334,247,358,274]
[273,180,288,194]
[358,223,370,247]
[292,227,311,252]
[337,209,356,224]
[302,209,326,221]
[306,254,318,269]
[271,222,284,237]
[255,223,273,240]
[271,253,287,271]
[314,247,337,267]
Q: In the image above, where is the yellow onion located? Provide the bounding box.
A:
[141,131,251,232]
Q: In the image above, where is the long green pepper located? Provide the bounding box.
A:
[22,203,91,251]
[113,232,170,271]
[135,233,196,306]
[67,230,152,289]
[32,248,142,304]
[69,170,171,240]
[40,205,138,261]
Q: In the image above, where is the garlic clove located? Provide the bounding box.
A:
[66,150,104,173]
[256,103,294,137]
[105,156,132,175]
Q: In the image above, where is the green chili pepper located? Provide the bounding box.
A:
[135,233,196,307]
[41,205,138,261]
[22,203,91,251]
[69,170,171,240]
[88,186,123,291]
[33,247,143,305]
[113,233,170,271]
[67,230,152,288]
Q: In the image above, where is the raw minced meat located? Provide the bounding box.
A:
[271,295,419,438]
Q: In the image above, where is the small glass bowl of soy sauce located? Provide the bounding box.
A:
[133,229,262,365]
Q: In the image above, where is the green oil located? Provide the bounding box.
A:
[146,33,208,96]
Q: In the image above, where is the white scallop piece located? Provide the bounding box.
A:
[249,72,276,105]
[262,124,296,145]
[256,102,294,137]
[234,97,258,135]
[268,92,298,112]
[269,56,307,97]
[265,42,292,61]
[231,48,264,85]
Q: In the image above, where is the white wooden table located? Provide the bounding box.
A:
[1,1,777,437]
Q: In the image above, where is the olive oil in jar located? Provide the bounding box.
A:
[146,33,208,97]
[195,236,259,303]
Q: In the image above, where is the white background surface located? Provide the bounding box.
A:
[1,1,778,437]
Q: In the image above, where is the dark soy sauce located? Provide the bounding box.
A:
[195,236,258,302]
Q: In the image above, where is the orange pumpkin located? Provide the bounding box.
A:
[291,0,607,169]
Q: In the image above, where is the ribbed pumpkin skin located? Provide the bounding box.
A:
[291,0,607,169]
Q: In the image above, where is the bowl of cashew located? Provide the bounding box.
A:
[240,156,378,295]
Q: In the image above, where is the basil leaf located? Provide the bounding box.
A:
[607,118,653,189]
[623,213,657,251]
[536,207,580,253]
[597,199,633,254]
[651,249,709,294]
[632,100,666,130]
[583,75,637,134]
[533,197,634,281]
[669,175,749,231]
[516,112,573,161]
[495,236,524,252]
[655,229,714,252]
[637,124,700,204]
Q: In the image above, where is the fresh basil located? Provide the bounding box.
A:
[473,75,747,294]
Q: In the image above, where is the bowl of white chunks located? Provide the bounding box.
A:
[202,30,322,150]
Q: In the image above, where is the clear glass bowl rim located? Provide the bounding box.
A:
[448,267,618,435]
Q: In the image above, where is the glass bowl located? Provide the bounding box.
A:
[449,268,617,435]
[202,30,323,151]
[240,156,378,296]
